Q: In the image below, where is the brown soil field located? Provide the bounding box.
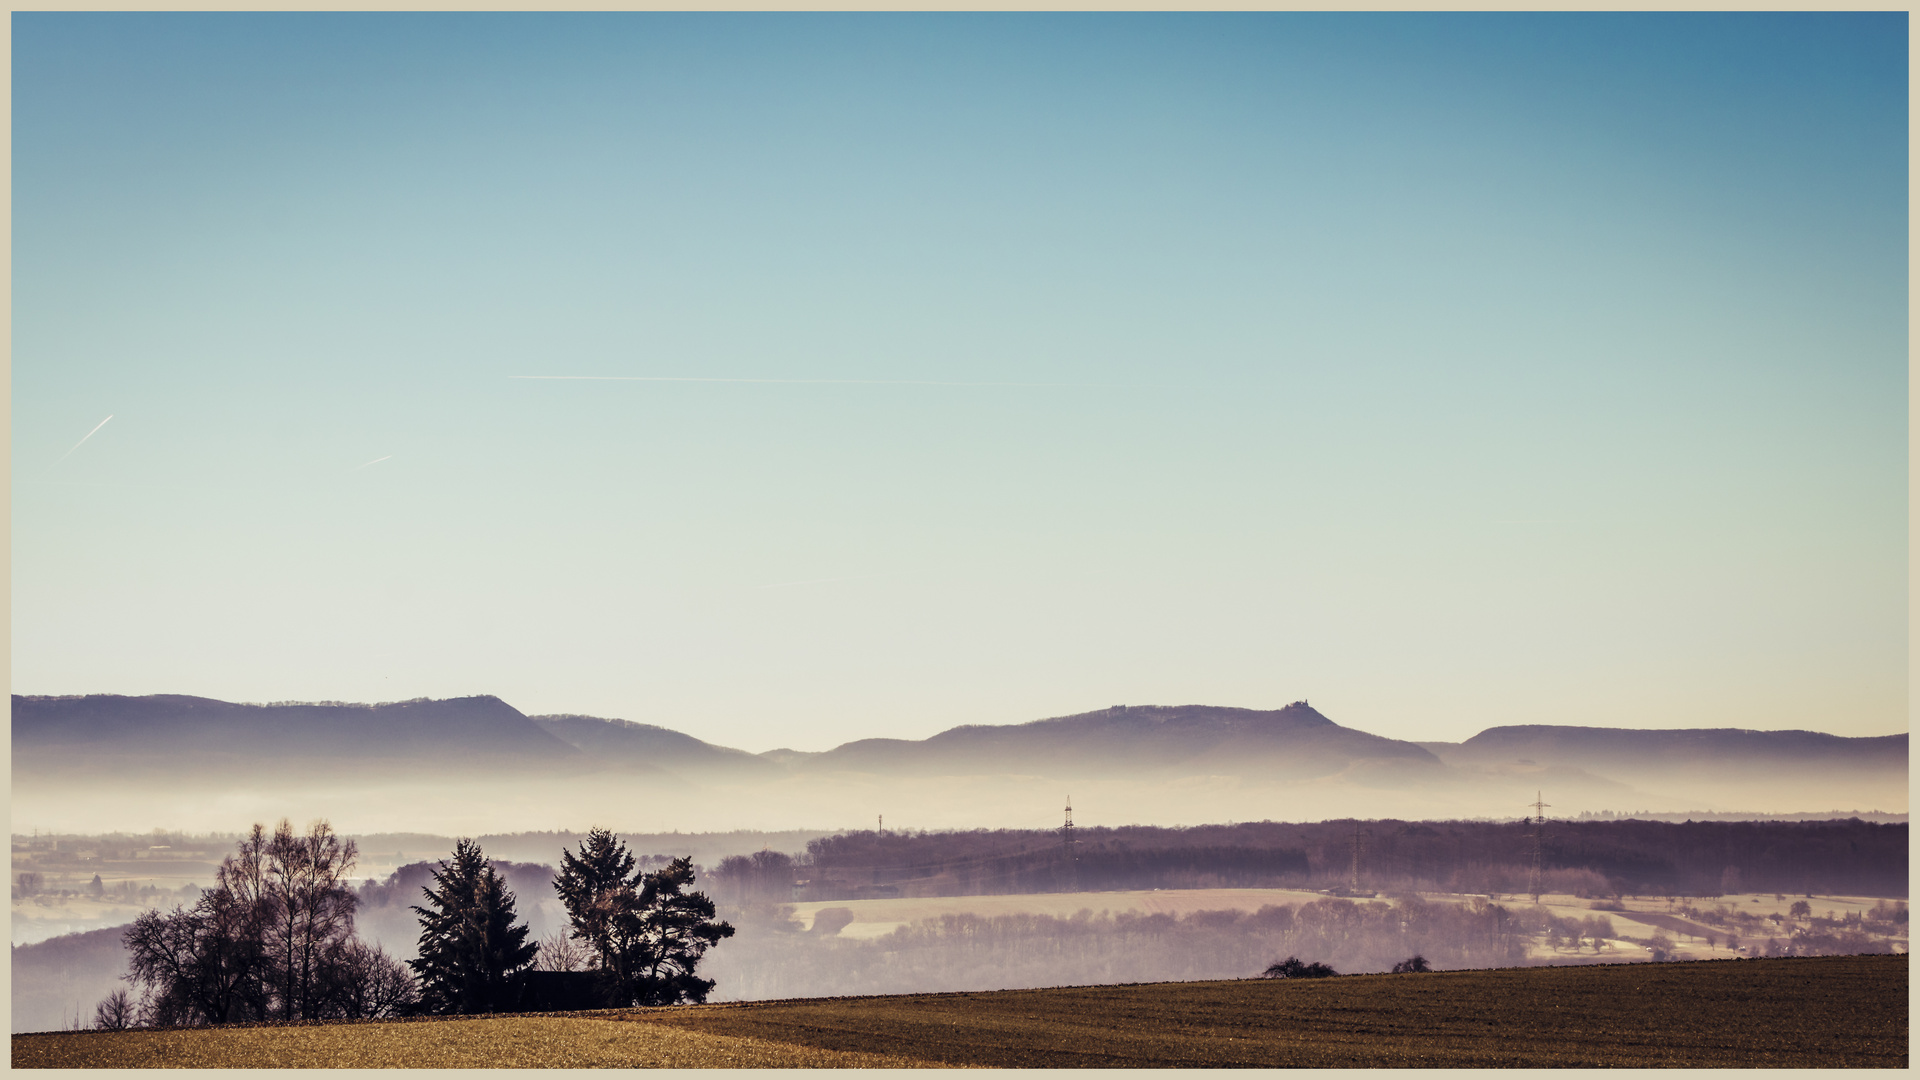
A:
[8,1015,935,1069]
[14,954,1904,1068]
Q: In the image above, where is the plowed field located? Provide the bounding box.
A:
[14,954,1904,1068]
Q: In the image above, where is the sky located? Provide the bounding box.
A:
[12,13,1908,753]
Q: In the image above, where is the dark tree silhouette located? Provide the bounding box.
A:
[409,838,537,1015]
[555,829,736,1006]
[121,818,401,1026]
[629,857,737,1004]
[92,989,136,1031]
[1262,956,1337,979]
[553,826,638,985]
[124,827,276,1026]
[321,939,420,1019]
[1390,955,1431,973]
[264,820,360,1020]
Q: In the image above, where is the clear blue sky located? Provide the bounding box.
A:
[13,13,1907,751]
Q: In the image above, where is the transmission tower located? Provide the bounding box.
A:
[1527,791,1551,902]
[1062,796,1080,891]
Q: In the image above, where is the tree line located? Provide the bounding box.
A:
[727,818,1905,902]
[102,822,732,1029]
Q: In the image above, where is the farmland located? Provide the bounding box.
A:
[15,954,1905,1068]
[783,886,1908,958]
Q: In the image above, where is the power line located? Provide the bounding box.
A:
[1062,796,1080,892]
[1528,791,1551,903]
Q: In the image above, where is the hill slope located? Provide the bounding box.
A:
[12,694,583,778]
[1424,724,1907,775]
[773,702,1442,781]
[532,714,777,777]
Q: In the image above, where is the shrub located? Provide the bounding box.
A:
[1262,956,1337,979]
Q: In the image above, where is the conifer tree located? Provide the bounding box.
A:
[409,839,536,1014]
[554,828,735,1006]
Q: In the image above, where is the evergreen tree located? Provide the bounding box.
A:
[409,839,537,1014]
[553,827,639,984]
[554,829,735,1006]
[628,857,736,1005]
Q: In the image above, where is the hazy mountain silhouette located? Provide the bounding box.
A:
[11,694,1906,824]
[532,714,779,777]
[768,702,1442,781]
[12,694,585,779]
[1420,725,1907,776]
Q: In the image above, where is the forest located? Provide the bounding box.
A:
[703,818,1908,903]
[16,815,1906,1033]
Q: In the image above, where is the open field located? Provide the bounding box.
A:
[788,886,1908,958]
[15,954,1904,1068]
[787,885,1335,938]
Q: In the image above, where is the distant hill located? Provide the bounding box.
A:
[11,926,128,1036]
[12,693,1906,824]
[1420,725,1908,776]
[532,714,778,778]
[774,702,1442,781]
[12,694,584,778]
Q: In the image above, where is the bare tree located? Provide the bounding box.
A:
[93,989,137,1031]
[535,931,590,973]
[265,819,359,1021]
[122,819,401,1026]
[123,835,279,1028]
[319,939,419,1019]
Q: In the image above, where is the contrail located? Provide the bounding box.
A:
[55,415,113,462]
[509,376,1113,388]
[354,455,393,470]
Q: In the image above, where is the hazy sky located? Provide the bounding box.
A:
[13,13,1907,752]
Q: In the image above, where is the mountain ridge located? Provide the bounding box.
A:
[15,692,1904,779]
[11,692,1907,827]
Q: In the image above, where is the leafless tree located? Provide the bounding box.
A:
[123,897,269,1026]
[93,989,137,1031]
[122,818,398,1026]
[319,939,419,1019]
[265,819,359,1021]
[535,930,591,973]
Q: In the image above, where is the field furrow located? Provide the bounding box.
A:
[14,954,1905,1069]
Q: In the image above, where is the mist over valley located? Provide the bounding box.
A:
[13,693,1907,836]
[14,690,1906,1034]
